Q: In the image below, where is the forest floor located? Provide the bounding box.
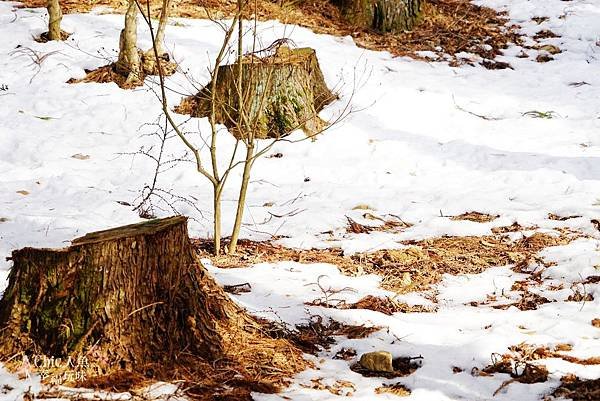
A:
[0,0,600,400]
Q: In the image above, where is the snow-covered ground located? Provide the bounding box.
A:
[0,0,599,399]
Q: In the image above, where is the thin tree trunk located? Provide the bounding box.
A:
[154,0,170,56]
[213,184,222,255]
[228,144,254,254]
[46,0,62,41]
[142,0,171,74]
[116,0,142,83]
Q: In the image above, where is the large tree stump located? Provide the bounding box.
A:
[176,45,337,140]
[0,216,303,386]
[335,0,422,33]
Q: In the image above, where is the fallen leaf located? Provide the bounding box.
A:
[16,190,29,195]
[71,153,90,160]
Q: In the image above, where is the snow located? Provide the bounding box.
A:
[0,0,599,399]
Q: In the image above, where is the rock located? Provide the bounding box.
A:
[359,351,393,372]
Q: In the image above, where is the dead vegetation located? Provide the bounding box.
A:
[362,231,575,293]
[35,30,71,42]
[300,378,356,397]
[491,290,552,311]
[307,294,435,314]
[20,0,523,64]
[261,315,380,355]
[67,57,177,89]
[346,214,412,234]
[450,211,499,223]
[491,222,538,234]
[344,295,434,314]
[196,229,577,295]
[548,213,582,221]
[375,383,411,397]
[552,377,600,401]
[478,342,600,396]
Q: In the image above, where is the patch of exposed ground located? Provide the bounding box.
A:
[19,0,523,64]
[552,376,600,401]
[261,315,380,355]
[475,343,600,397]
[450,211,499,223]
[67,58,177,89]
[195,226,579,294]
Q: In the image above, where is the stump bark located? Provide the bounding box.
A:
[0,216,303,383]
[335,0,422,33]
[176,46,336,140]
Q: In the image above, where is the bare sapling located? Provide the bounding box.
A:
[137,0,243,255]
[139,0,354,255]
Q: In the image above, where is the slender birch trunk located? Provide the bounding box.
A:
[228,144,254,254]
[142,0,171,73]
[213,184,222,255]
[47,0,62,41]
[116,0,141,83]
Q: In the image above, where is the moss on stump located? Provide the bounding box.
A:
[0,216,304,388]
[176,46,337,140]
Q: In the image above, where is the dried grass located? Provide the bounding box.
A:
[344,295,435,314]
[490,290,552,311]
[35,30,71,42]
[300,378,356,396]
[375,383,411,397]
[261,315,380,355]
[346,214,412,234]
[67,64,141,88]
[362,231,575,293]
[195,229,578,295]
[67,55,176,89]
[481,341,600,394]
[552,377,600,401]
[20,0,523,64]
[450,211,499,223]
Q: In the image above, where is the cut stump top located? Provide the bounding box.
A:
[71,216,187,246]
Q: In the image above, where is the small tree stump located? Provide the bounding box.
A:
[176,46,336,140]
[335,0,422,33]
[0,216,303,384]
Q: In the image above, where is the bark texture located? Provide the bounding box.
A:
[142,0,174,75]
[0,216,303,380]
[336,0,422,33]
[46,0,62,41]
[177,46,336,140]
[115,0,142,85]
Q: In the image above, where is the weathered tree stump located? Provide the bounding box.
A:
[335,0,422,33]
[176,45,337,140]
[0,216,303,384]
